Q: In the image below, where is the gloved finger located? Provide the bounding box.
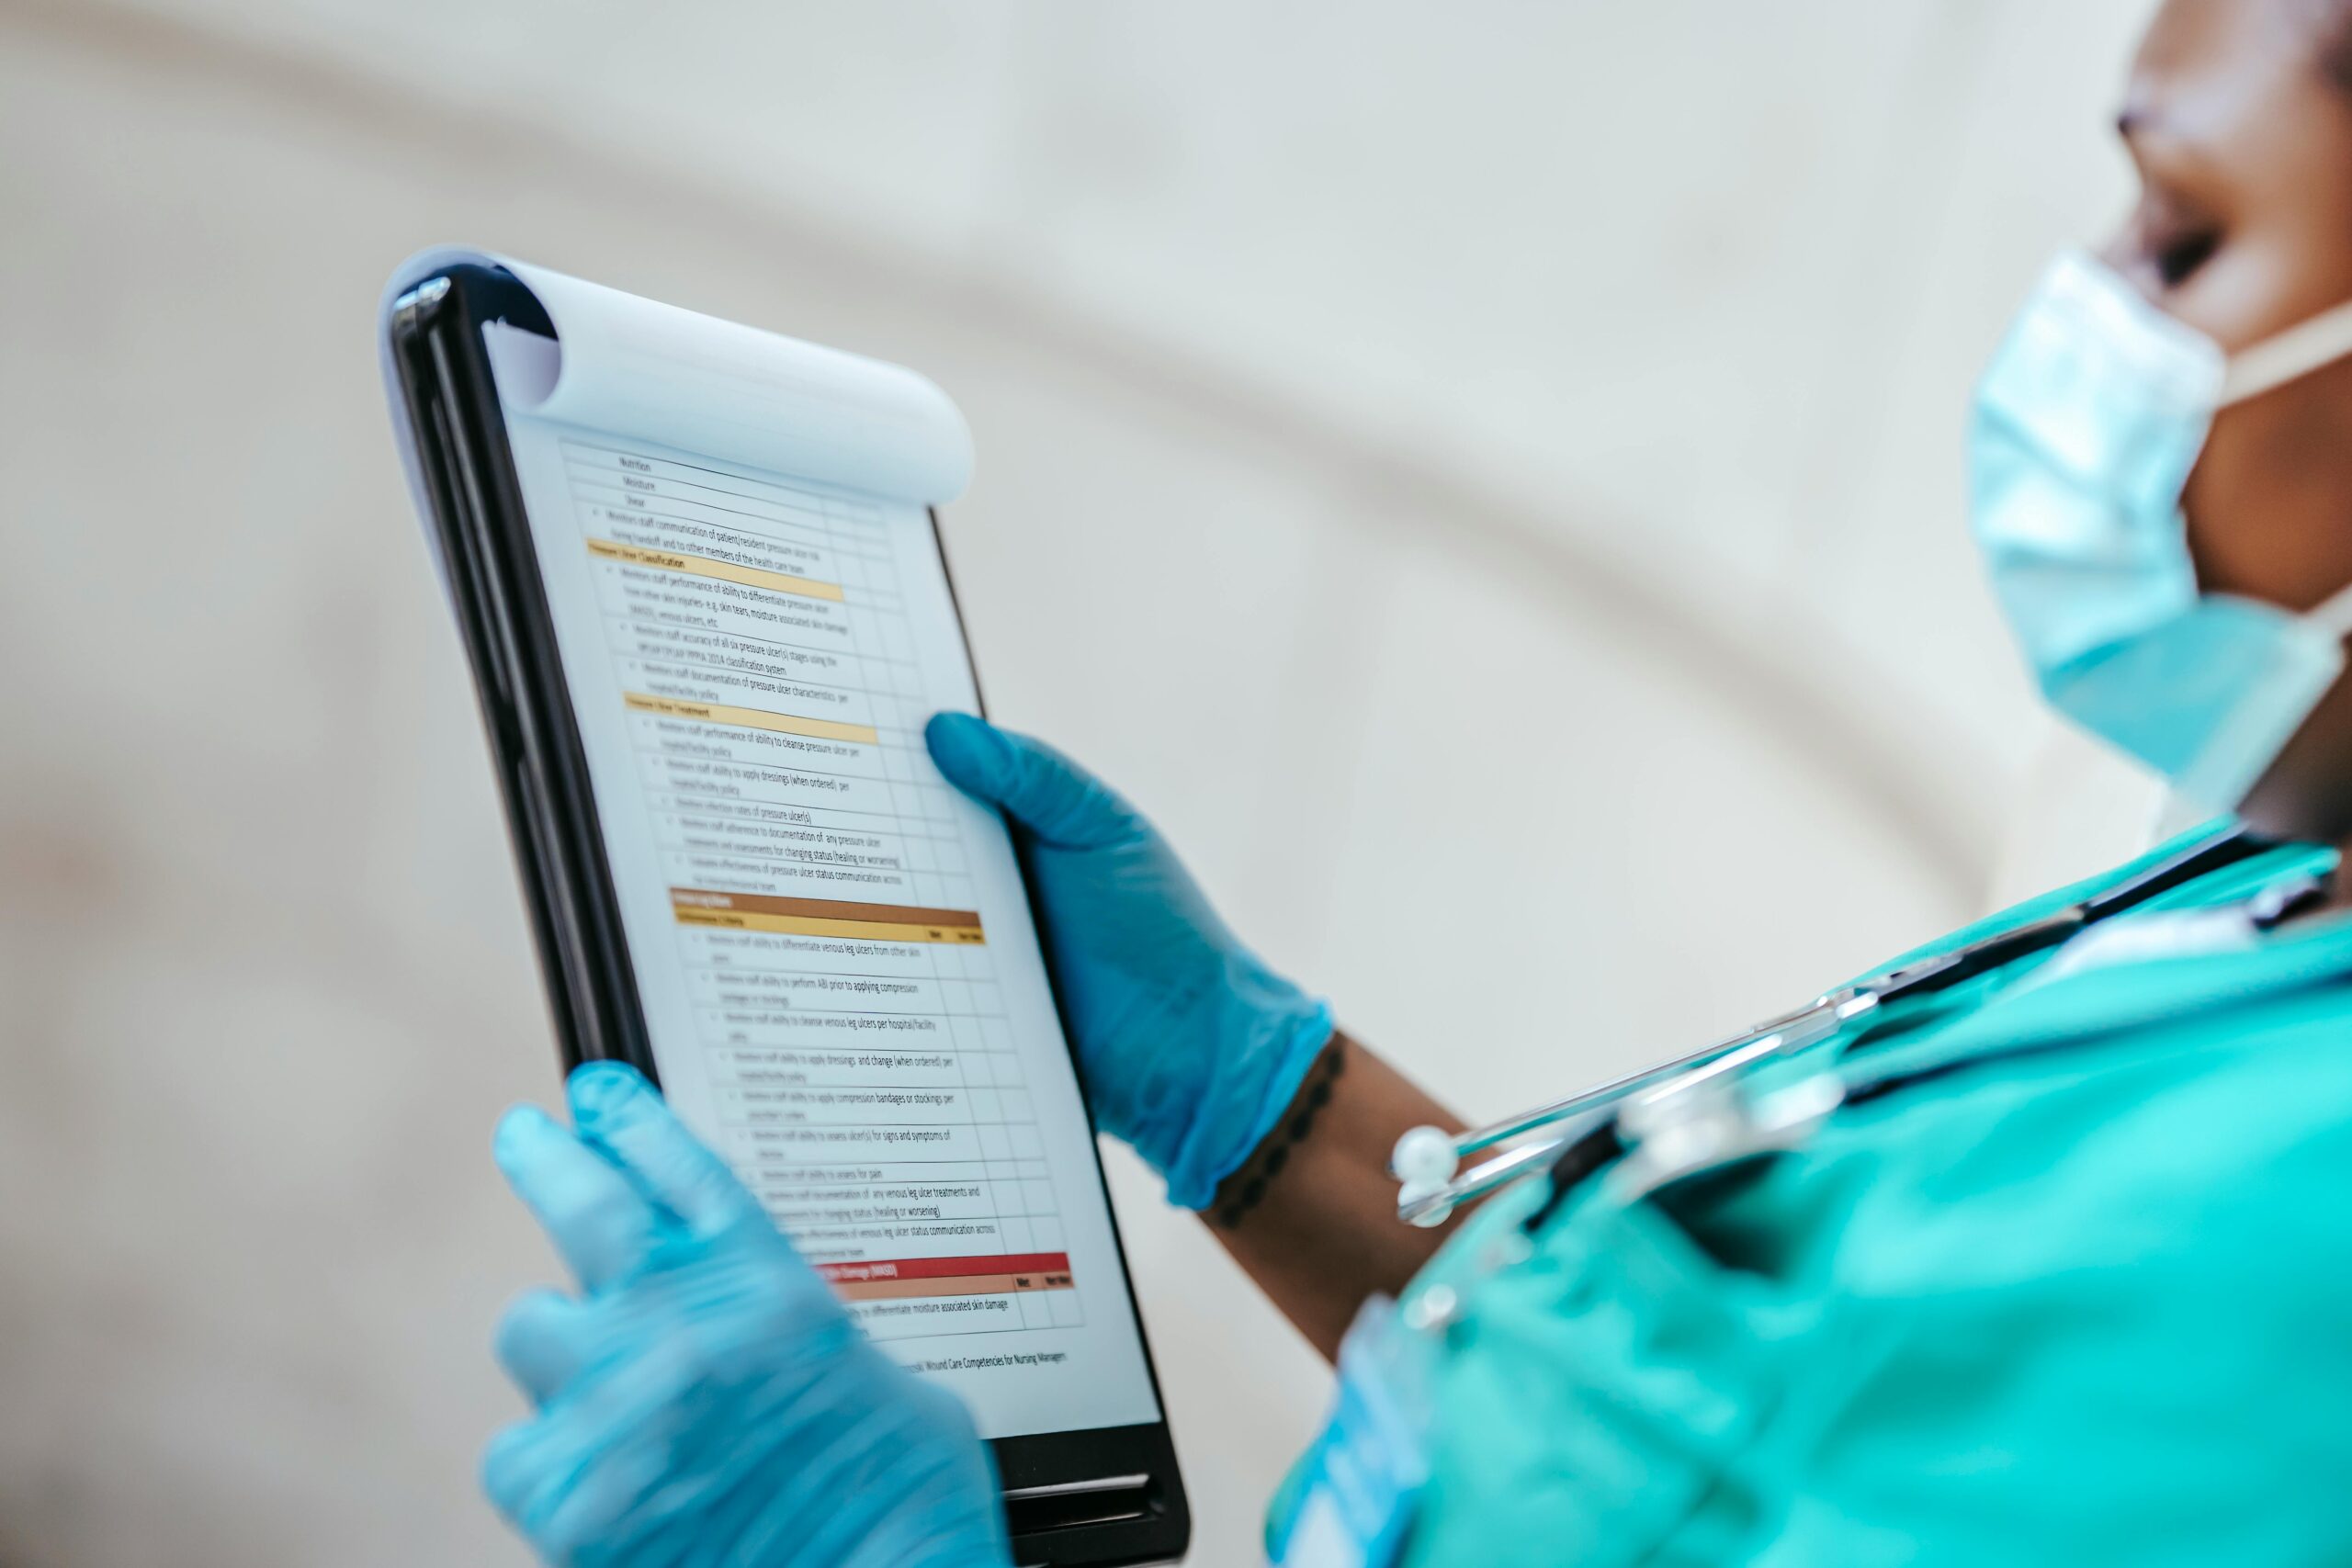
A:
[480,1416,551,1532]
[527,1423,678,1566]
[493,1103,664,1292]
[482,1359,670,1557]
[493,1287,597,1408]
[481,1416,608,1544]
[569,1062,763,1236]
[923,713,1141,850]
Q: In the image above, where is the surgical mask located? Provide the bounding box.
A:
[1970,249,2352,814]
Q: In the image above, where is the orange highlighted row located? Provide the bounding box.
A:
[589,536,843,603]
[672,887,986,946]
[626,691,879,746]
[819,1252,1073,1302]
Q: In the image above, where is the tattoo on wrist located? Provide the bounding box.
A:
[1214,1033,1347,1230]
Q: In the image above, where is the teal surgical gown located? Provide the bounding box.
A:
[1271,833,2352,1565]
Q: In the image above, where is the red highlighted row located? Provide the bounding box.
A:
[818,1252,1070,1284]
[817,1252,1075,1301]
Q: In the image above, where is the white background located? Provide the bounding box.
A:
[0,2,2164,1563]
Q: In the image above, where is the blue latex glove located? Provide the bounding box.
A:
[924,712,1333,1210]
[483,1062,1012,1568]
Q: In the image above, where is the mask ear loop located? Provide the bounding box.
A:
[2218,297,2352,407]
[2310,575,2352,642]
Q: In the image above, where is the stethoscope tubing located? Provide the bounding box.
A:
[1393,822,2277,1227]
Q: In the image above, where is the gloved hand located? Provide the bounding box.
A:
[924,712,1334,1210]
[482,1062,1012,1568]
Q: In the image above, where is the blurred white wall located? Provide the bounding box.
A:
[0,1,2162,1562]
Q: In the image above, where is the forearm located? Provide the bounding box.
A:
[1203,1032,1471,1361]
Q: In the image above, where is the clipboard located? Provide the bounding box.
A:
[381,251,1191,1566]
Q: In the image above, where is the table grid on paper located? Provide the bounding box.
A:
[562,436,1082,1337]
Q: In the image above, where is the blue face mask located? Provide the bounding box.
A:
[1970,250,2352,814]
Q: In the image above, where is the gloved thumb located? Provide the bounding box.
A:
[924,713,1141,851]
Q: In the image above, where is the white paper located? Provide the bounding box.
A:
[379,253,1159,1441]
[379,246,972,602]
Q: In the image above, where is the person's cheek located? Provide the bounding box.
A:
[2254,361,2352,605]
[2180,400,2273,596]
[2185,360,2352,607]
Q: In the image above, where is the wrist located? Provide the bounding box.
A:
[1197,1032,1469,1359]
[1209,1031,1348,1228]
[1159,987,1334,1211]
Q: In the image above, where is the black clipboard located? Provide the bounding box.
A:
[386,259,1192,1567]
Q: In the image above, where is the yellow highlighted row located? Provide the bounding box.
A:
[626,692,879,746]
[674,907,988,945]
[589,536,844,603]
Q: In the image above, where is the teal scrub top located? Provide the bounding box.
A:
[1273,832,2352,1566]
